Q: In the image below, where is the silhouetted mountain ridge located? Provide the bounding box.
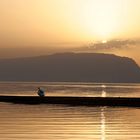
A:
[0,53,140,83]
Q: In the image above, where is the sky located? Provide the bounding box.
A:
[0,0,140,64]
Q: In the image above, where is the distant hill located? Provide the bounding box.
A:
[0,53,140,83]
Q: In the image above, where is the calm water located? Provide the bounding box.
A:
[0,82,140,140]
[0,82,140,97]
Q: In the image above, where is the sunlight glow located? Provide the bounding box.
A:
[81,0,124,40]
[102,40,107,44]
[1,0,140,49]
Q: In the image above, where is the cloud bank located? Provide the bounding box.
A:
[85,39,140,52]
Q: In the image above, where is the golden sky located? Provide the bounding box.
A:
[1,0,140,46]
[0,0,140,64]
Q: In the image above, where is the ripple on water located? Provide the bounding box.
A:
[0,103,140,140]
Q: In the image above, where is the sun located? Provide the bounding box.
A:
[102,40,107,44]
[79,0,124,40]
[92,0,122,39]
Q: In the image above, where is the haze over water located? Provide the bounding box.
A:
[0,82,140,140]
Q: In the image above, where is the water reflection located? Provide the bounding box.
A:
[101,85,106,88]
[102,90,106,97]
[101,107,106,140]
[101,84,107,97]
[0,103,140,140]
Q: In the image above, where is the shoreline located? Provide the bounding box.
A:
[0,95,140,107]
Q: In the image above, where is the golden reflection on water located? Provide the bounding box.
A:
[101,107,106,140]
[101,84,106,97]
[0,103,140,140]
[101,90,106,97]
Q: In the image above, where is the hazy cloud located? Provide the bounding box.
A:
[85,39,140,52]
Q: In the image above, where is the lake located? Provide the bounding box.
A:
[0,82,140,140]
